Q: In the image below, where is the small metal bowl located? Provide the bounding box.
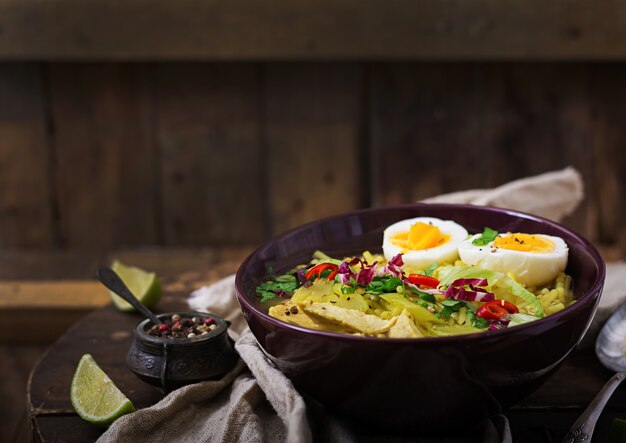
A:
[127,311,238,391]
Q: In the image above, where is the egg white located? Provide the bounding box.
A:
[382,217,469,271]
[457,233,569,287]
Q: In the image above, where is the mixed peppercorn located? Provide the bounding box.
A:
[148,313,217,339]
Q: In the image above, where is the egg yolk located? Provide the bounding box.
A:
[492,233,554,253]
[390,222,449,251]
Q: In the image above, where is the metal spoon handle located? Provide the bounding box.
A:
[562,371,626,442]
[97,267,162,325]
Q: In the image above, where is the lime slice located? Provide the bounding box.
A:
[70,354,135,427]
[109,260,161,312]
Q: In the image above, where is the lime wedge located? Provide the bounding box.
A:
[70,354,135,427]
[109,260,161,312]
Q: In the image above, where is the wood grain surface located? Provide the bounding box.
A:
[0,64,55,248]
[265,63,364,234]
[2,0,626,60]
[49,64,157,249]
[155,64,265,245]
[1,62,626,256]
[369,63,597,239]
[0,247,253,443]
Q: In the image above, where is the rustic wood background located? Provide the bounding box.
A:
[1,62,624,253]
[2,3,626,442]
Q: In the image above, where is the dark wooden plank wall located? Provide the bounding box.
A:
[0,62,624,252]
[3,0,626,60]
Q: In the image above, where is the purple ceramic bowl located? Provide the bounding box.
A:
[235,204,605,433]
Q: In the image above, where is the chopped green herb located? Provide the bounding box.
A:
[410,299,431,309]
[439,300,466,318]
[418,292,436,303]
[466,309,489,328]
[319,269,332,279]
[472,227,499,246]
[420,262,438,277]
[341,277,356,294]
[406,285,437,303]
[437,299,488,328]
[341,285,355,294]
[365,276,403,295]
[341,277,357,294]
[256,274,299,302]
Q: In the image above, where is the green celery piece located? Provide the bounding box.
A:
[507,313,540,327]
[426,324,483,337]
[311,251,343,266]
[379,293,444,324]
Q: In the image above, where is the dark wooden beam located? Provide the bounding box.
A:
[1,0,626,60]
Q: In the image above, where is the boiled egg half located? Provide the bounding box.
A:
[458,232,568,287]
[382,217,469,271]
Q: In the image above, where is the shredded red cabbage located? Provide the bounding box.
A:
[444,286,495,302]
[488,318,510,330]
[403,280,420,291]
[347,257,362,267]
[378,253,404,278]
[356,262,378,285]
[444,277,495,301]
[403,280,442,295]
[339,254,402,285]
[296,268,308,285]
[338,262,354,283]
[451,278,488,287]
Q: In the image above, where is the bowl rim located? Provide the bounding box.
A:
[235,203,606,344]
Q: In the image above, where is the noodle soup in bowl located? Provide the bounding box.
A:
[235,204,604,433]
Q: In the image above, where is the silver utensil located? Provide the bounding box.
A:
[562,302,626,442]
[96,267,163,325]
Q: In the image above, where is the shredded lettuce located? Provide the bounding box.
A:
[507,313,540,327]
[438,265,544,318]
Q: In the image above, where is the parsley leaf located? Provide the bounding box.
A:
[341,277,357,294]
[466,309,489,328]
[256,274,299,302]
[420,262,438,277]
[406,285,437,303]
[412,299,431,309]
[438,300,466,318]
[365,276,403,295]
[472,227,499,246]
[435,300,489,328]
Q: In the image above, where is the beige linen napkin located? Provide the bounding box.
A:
[100,166,602,443]
[422,166,584,222]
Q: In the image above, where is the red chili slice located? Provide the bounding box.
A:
[476,300,519,320]
[305,263,339,281]
[407,274,440,289]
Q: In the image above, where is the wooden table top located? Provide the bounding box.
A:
[26,253,626,442]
